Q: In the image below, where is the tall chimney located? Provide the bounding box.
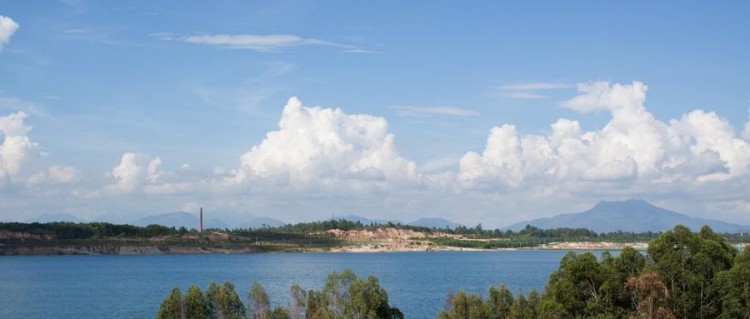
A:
[200,207,204,233]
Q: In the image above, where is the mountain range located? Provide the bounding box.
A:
[25,213,87,223]
[16,199,749,234]
[131,212,286,230]
[505,199,750,233]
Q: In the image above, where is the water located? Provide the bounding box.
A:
[0,250,593,319]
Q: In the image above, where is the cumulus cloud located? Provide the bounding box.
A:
[27,165,78,187]
[0,112,37,181]
[0,16,19,51]
[104,152,201,196]
[228,97,417,191]
[105,152,162,194]
[459,81,750,192]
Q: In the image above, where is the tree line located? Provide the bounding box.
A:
[156,269,403,319]
[157,225,750,318]
[439,225,750,319]
[0,221,176,239]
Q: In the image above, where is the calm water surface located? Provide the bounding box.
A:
[0,250,599,319]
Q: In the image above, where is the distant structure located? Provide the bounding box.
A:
[200,207,204,233]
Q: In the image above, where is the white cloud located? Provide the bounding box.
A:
[492,82,574,100]
[48,165,78,183]
[27,165,78,186]
[460,81,750,192]
[174,33,364,52]
[393,106,478,117]
[743,107,750,141]
[228,97,417,191]
[0,112,37,179]
[104,152,202,196]
[106,153,145,194]
[105,153,163,194]
[0,16,19,51]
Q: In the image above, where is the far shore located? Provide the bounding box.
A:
[313,241,649,253]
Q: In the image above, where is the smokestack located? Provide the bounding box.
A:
[200,207,204,233]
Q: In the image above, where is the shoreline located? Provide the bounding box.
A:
[0,241,651,256]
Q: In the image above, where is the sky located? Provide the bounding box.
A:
[1,1,749,228]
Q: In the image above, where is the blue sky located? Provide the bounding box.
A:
[1,1,749,227]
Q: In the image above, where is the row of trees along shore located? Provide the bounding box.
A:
[157,225,750,319]
[156,269,403,319]
[6,219,750,245]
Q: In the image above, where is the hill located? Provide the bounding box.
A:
[408,217,463,229]
[132,212,227,230]
[25,213,87,223]
[239,216,287,229]
[505,199,750,233]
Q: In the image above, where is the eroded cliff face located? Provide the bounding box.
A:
[0,230,56,240]
[325,227,462,241]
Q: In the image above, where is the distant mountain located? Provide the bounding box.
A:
[132,212,228,230]
[239,216,287,229]
[25,213,87,223]
[505,199,750,233]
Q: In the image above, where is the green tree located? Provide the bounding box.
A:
[438,290,488,319]
[247,282,271,319]
[205,281,220,319]
[184,284,208,319]
[487,284,513,319]
[542,251,603,318]
[270,307,292,319]
[289,283,307,319]
[214,281,245,319]
[717,246,750,318]
[597,247,646,317]
[345,275,403,319]
[648,225,736,319]
[157,287,184,319]
[304,269,402,319]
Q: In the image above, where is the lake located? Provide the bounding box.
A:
[0,250,601,319]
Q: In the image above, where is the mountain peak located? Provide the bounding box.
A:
[594,199,650,209]
[506,199,750,233]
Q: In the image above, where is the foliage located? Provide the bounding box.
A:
[648,225,737,319]
[716,245,750,318]
[438,225,747,319]
[183,284,208,319]
[157,270,402,319]
[157,287,183,319]
[247,282,271,319]
[625,270,674,319]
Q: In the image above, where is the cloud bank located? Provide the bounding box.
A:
[3,81,750,226]
[460,81,750,191]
